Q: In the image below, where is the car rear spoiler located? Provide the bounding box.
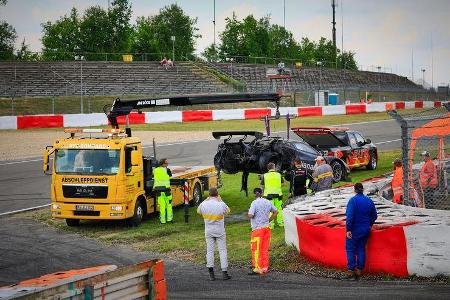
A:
[212,131,264,140]
[291,126,349,132]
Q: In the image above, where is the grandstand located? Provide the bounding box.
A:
[208,62,423,93]
[0,61,229,98]
[0,60,426,99]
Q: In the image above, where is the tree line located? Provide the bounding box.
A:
[0,0,357,69]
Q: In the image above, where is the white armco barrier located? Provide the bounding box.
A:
[274,107,299,116]
[404,101,416,109]
[322,105,346,115]
[282,178,450,277]
[366,102,388,113]
[0,116,17,129]
[64,113,107,127]
[145,111,182,124]
[213,109,245,121]
[1,101,444,130]
[423,101,435,108]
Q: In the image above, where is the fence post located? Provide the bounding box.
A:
[52,96,55,114]
[11,96,14,115]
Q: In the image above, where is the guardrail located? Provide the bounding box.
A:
[0,259,166,300]
[0,100,443,130]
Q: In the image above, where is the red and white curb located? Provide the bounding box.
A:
[0,101,443,130]
[282,177,450,277]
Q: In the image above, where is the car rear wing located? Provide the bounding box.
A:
[291,126,349,133]
[212,131,264,140]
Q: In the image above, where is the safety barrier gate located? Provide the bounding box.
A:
[0,259,166,300]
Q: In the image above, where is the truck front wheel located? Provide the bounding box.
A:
[127,200,144,227]
[66,219,80,227]
[190,183,203,207]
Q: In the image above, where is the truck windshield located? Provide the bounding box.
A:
[55,149,120,175]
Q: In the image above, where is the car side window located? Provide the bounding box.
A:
[348,133,357,147]
[354,133,365,145]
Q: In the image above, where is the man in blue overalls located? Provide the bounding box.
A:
[344,183,377,280]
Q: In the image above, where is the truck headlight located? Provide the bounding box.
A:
[52,203,61,210]
[111,205,123,211]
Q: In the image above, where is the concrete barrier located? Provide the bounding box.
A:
[0,101,443,130]
[0,259,166,299]
[283,178,450,277]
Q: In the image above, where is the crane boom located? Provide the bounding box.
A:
[106,92,281,128]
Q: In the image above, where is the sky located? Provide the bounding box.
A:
[1,0,449,87]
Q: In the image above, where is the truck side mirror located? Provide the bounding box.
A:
[43,149,50,174]
[365,138,372,144]
[131,150,140,166]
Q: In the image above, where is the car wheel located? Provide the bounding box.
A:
[190,183,203,207]
[66,219,80,227]
[330,161,344,182]
[127,200,144,227]
[366,152,377,170]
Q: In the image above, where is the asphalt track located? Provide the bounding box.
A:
[3,119,449,298]
[0,119,401,215]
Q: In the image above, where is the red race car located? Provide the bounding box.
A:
[291,127,378,170]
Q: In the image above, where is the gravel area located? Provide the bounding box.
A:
[0,130,212,161]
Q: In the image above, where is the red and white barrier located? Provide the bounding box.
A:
[0,101,444,130]
[282,178,450,277]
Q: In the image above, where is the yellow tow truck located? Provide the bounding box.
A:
[43,93,280,226]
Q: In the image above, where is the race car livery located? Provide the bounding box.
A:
[291,127,378,170]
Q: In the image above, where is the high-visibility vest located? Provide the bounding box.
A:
[264,170,282,196]
[419,160,438,188]
[153,167,170,188]
[392,166,404,204]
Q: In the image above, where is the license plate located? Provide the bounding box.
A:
[76,205,94,211]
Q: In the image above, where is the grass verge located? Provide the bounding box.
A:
[31,148,448,282]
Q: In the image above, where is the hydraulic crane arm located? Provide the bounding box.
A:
[105,92,282,128]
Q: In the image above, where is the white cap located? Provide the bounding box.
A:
[315,156,325,161]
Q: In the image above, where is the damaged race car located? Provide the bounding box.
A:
[291,127,378,170]
[213,131,350,193]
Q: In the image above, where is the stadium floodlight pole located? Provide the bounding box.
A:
[421,68,426,88]
[171,36,176,62]
[283,0,286,28]
[74,48,85,114]
[377,66,381,102]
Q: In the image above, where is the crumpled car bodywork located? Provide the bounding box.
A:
[213,131,350,193]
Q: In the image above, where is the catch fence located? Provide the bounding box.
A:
[389,103,450,210]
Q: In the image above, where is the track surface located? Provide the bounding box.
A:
[0,119,400,214]
[4,120,448,298]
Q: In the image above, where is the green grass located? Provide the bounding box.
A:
[131,110,403,132]
[31,149,450,282]
[31,149,401,270]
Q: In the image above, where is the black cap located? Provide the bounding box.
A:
[253,187,262,195]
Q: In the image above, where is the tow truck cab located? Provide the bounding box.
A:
[43,129,218,226]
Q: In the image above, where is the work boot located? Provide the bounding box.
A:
[222,271,231,280]
[355,269,362,281]
[208,267,215,281]
[342,270,357,281]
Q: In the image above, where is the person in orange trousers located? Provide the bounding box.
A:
[419,151,438,208]
[247,188,278,275]
[391,159,404,204]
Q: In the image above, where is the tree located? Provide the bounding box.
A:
[108,0,133,54]
[206,13,358,69]
[41,8,80,60]
[79,6,110,59]
[131,4,200,60]
[0,21,16,60]
[338,51,358,70]
[131,16,159,59]
[16,38,40,61]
